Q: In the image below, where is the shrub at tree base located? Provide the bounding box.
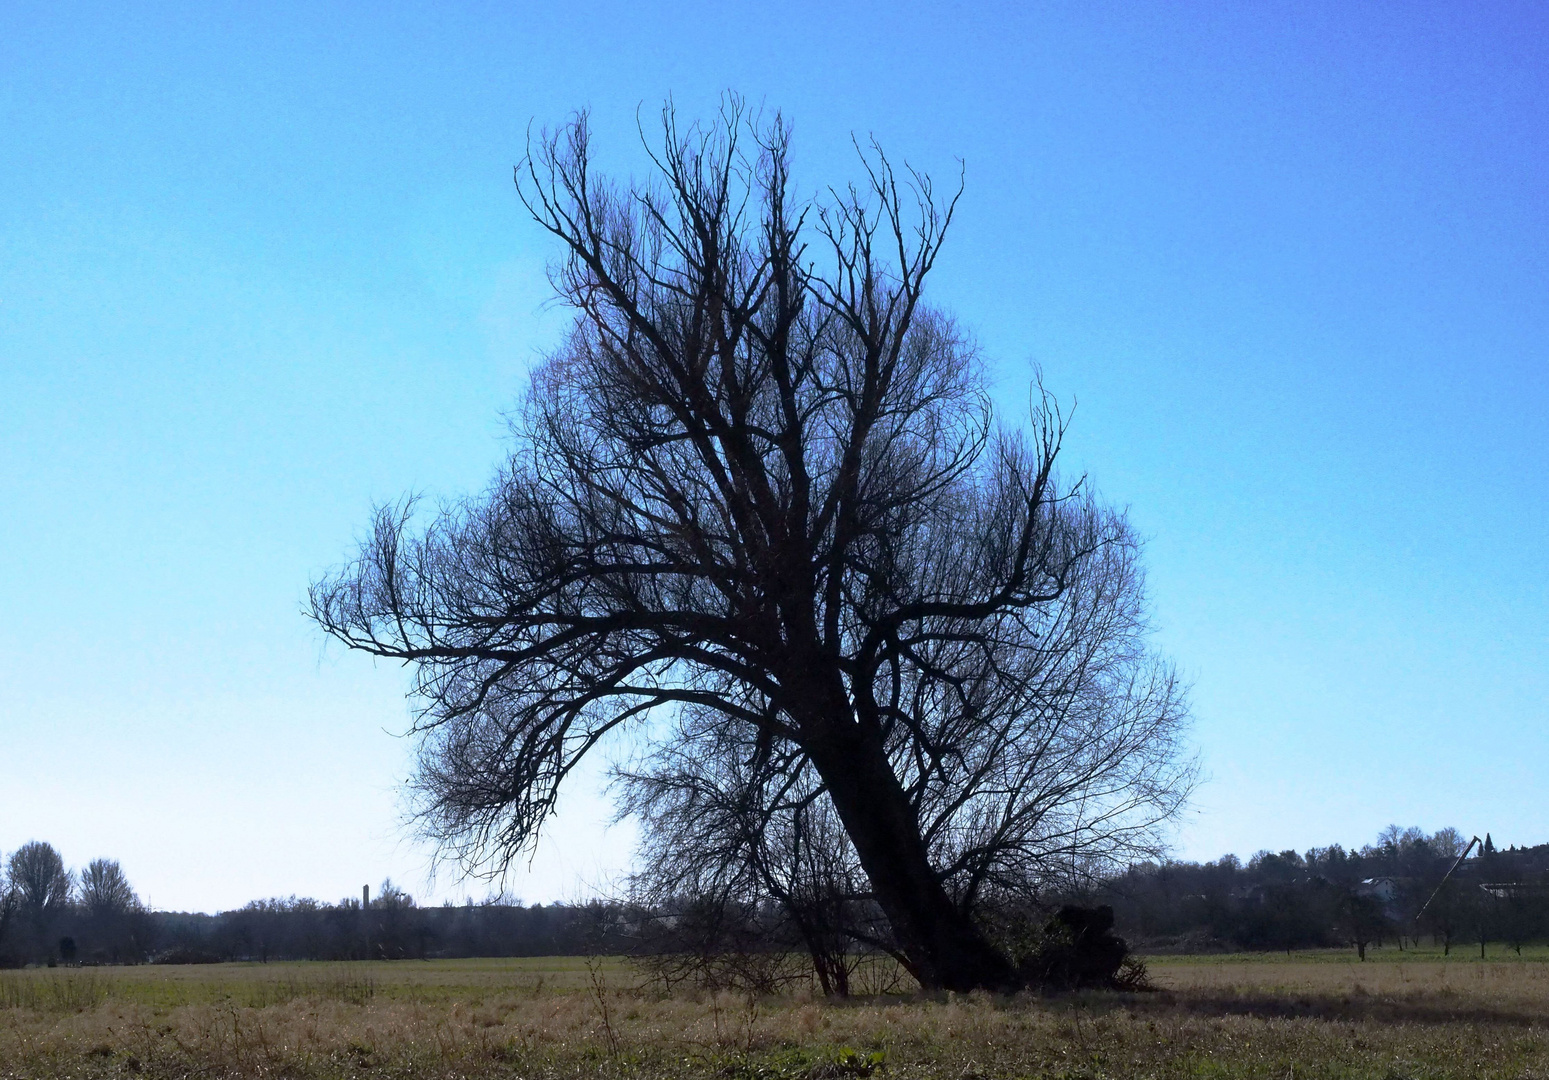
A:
[1015,906,1144,990]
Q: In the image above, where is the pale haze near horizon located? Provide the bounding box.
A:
[2,1,1544,913]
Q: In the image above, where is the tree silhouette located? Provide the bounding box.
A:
[311,100,1193,990]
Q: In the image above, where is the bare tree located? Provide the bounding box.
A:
[77,858,153,964]
[1430,827,1469,861]
[0,860,16,957]
[370,879,422,959]
[9,842,71,919]
[310,99,1193,990]
[8,841,72,961]
[79,859,137,918]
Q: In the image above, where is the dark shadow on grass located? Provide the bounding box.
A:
[779,980,1548,1031]
[1084,989,1549,1029]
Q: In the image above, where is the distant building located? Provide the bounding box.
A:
[1357,877,1398,904]
[1478,882,1549,900]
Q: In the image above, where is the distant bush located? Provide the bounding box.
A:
[154,947,222,965]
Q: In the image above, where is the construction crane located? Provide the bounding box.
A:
[1414,834,1483,923]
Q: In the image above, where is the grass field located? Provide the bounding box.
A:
[1,949,1546,1079]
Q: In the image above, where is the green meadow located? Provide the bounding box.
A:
[2,951,1547,1078]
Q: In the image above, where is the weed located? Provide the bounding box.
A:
[587,953,621,1055]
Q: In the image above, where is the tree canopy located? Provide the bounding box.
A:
[311,100,1193,990]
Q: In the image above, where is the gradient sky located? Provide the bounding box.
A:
[2,1,1545,914]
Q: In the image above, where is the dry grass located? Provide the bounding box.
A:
[1,953,1546,1079]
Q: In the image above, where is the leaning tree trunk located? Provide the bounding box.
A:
[801,701,1020,992]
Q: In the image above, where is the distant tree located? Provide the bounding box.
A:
[1495,884,1546,956]
[310,99,1196,992]
[1249,850,1305,886]
[8,842,72,916]
[7,842,72,960]
[1334,888,1389,961]
[1305,844,1364,889]
[78,859,136,918]
[1430,827,1468,860]
[1376,824,1425,852]
[0,859,17,959]
[371,879,423,959]
[1420,878,1473,955]
[77,858,151,964]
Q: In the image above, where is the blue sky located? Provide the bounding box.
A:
[2,1,1544,913]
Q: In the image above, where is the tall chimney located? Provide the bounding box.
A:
[363,884,370,908]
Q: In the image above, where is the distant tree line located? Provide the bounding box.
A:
[1093,827,1549,959]
[0,848,634,966]
[5,827,1547,970]
[153,888,637,964]
[0,842,645,967]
